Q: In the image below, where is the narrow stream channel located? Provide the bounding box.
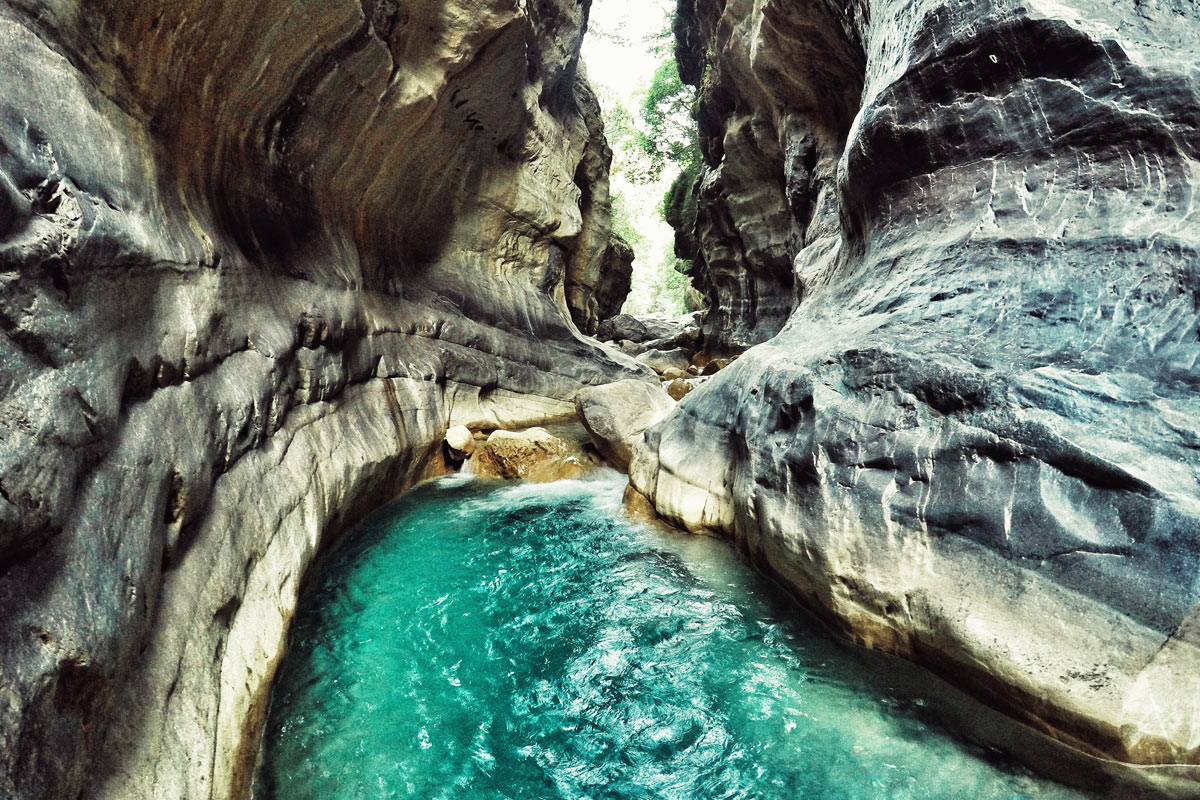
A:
[254,473,1101,799]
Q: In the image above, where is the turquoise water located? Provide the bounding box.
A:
[255,474,1098,800]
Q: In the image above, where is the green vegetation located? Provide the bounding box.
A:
[662,157,701,249]
[585,4,702,317]
[609,58,701,313]
[608,185,645,253]
[635,59,700,184]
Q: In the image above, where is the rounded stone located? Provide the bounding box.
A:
[445,425,476,459]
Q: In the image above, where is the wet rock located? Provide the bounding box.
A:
[622,483,660,524]
[465,428,591,483]
[576,380,675,471]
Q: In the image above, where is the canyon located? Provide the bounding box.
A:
[0,0,1197,798]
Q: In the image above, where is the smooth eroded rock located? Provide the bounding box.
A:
[635,348,692,375]
[648,0,1200,785]
[575,379,675,471]
[0,1,640,798]
[445,425,476,459]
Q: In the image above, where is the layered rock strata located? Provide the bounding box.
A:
[642,0,1200,788]
[0,1,644,798]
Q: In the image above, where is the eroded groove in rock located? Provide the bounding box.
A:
[640,0,1200,784]
[0,1,646,798]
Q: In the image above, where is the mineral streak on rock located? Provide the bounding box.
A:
[0,1,644,798]
[642,0,1200,784]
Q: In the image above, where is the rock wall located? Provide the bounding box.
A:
[0,1,644,798]
[642,0,1200,786]
[672,0,861,354]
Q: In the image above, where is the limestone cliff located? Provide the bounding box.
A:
[640,0,1200,788]
[0,1,642,798]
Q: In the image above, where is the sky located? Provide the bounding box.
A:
[581,0,672,100]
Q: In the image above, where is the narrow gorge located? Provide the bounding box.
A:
[0,0,1197,799]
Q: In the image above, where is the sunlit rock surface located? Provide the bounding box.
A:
[577,379,675,471]
[643,0,1200,780]
[465,427,596,482]
[0,1,643,798]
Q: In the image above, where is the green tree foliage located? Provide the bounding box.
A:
[598,50,699,187]
[654,256,700,314]
[609,189,645,252]
[634,59,700,183]
[627,252,696,316]
[661,156,701,257]
[588,8,703,317]
[601,98,655,185]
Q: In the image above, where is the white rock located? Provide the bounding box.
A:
[445,425,475,457]
[575,380,676,470]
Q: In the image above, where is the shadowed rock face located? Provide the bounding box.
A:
[0,1,645,798]
[643,0,1200,784]
[673,0,866,354]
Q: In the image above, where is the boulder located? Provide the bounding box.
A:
[575,380,675,470]
[466,428,591,482]
[666,379,694,401]
[641,324,702,355]
[444,425,476,460]
[596,313,678,344]
[636,348,692,375]
[622,483,660,524]
[700,357,734,376]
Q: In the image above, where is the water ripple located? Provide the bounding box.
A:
[256,475,1093,800]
